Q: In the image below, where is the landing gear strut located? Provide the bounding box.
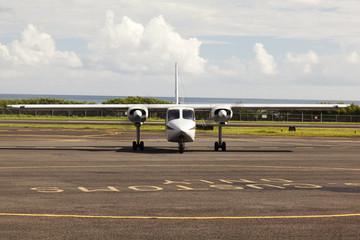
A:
[178,137,185,154]
[214,123,226,151]
[132,123,144,151]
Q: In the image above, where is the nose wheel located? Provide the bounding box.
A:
[214,124,226,151]
[133,141,144,151]
[214,141,226,151]
[178,137,185,154]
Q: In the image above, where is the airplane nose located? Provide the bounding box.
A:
[167,120,195,142]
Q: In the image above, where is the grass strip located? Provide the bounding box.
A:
[219,127,360,137]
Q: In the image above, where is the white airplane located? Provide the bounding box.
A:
[8,64,349,153]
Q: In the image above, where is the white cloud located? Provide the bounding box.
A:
[253,43,277,74]
[1,2,360,100]
[0,24,82,67]
[286,50,319,73]
[88,10,206,73]
[346,51,360,64]
[286,51,319,64]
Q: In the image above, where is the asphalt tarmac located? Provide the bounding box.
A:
[0,127,359,239]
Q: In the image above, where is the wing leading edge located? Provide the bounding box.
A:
[7,103,349,112]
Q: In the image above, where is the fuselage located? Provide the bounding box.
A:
[166,107,196,143]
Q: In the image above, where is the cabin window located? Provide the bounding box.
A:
[183,109,195,120]
[168,109,180,121]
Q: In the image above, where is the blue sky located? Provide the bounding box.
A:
[1,0,360,101]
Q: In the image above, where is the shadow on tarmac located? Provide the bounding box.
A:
[0,146,293,154]
[117,147,293,154]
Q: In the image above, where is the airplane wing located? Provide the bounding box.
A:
[8,102,348,130]
[7,103,349,112]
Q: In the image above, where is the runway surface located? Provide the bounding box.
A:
[0,127,359,239]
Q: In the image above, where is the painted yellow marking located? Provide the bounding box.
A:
[209,184,244,190]
[282,184,322,189]
[163,180,191,185]
[0,213,359,220]
[331,146,351,149]
[176,185,209,191]
[128,186,163,191]
[344,183,360,186]
[61,140,84,142]
[219,179,256,184]
[0,164,359,172]
[30,187,64,193]
[246,184,286,190]
[182,179,215,184]
[78,186,120,193]
[261,178,293,183]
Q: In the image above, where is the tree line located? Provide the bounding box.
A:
[0,96,171,110]
[102,96,171,104]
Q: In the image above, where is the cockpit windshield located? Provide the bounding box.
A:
[183,109,195,120]
[167,109,180,121]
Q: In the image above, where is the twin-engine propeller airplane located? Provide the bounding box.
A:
[8,64,349,153]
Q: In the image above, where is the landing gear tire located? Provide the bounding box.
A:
[133,141,145,151]
[214,141,226,151]
[221,142,226,151]
[178,138,185,154]
[214,142,219,151]
[179,143,184,154]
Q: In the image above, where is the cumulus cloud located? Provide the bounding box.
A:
[0,24,82,67]
[88,10,206,73]
[286,50,319,73]
[253,43,277,74]
[346,51,360,64]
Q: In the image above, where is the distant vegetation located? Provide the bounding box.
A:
[0,96,171,110]
[337,103,360,115]
[0,97,90,109]
[102,96,171,104]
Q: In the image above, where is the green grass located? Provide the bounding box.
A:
[219,127,360,137]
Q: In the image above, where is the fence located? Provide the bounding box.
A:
[231,112,360,123]
[2,108,360,123]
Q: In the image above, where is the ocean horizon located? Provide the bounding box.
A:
[0,93,358,105]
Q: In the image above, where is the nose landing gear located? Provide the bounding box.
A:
[178,137,185,154]
[214,123,226,151]
[132,123,144,151]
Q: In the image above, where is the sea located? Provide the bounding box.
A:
[0,93,358,105]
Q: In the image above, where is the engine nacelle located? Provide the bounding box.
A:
[127,106,148,124]
[211,107,233,124]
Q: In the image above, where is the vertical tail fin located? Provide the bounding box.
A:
[175,62,179,104]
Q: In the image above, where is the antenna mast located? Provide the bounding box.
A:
[175,62,179,104]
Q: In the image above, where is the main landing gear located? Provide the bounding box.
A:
[132,123,144,151]
[214,123,226,151]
